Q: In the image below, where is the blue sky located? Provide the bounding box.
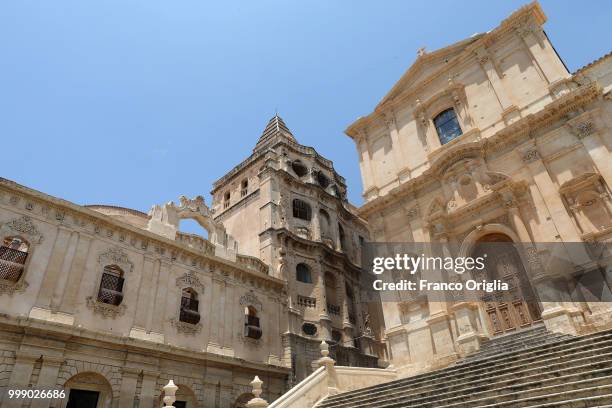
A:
[1,1,610,222]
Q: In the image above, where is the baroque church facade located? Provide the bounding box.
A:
[0,117,384,407]
[345,1,612,377]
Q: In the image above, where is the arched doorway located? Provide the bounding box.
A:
[63,372,113,408]
[471,233,541,335]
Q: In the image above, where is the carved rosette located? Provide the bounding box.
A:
[170,318,202,335]
[566,109,603,140]
[86,296,127,319]
[521,149,539,164]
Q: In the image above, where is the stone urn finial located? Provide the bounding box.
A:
[320,340,330,358]
[163,380,178,407]
[246,376,268,408]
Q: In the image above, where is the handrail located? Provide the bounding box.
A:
[268,366,327,408]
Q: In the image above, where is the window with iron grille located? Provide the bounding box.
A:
[180,288,201,324]
[97,265,124,306]
[0,237,29,283]
[244,306,262,340]
[434,108,463,145]
[292,199,312,221]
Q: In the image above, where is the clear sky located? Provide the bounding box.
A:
[1,1,610,222]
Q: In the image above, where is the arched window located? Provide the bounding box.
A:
[319,209,331,237]
[325,272,340,315]
[316,172,330,189]
[296,263,312,283]
[0,236,29,282]
[241,179,249,197]
[434,108,463,145]
[338,224,347,252]
[292,161,308,178]
[180,288,201,324]
[244,306,262,339]
[293,199,312,221]
[224,191,231,209]
[97,265,124,306]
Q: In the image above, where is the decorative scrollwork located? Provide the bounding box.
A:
[170,318,202,335]
[86,296,127,318]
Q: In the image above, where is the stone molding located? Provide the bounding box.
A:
[169,318,202,335]
[175,271,206,292]
[86,296,127,319]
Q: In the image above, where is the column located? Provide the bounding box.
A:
[355,133,376,193]
[133,255,156,329]
[145,259,162,332]
[117,368,140,408]
[58,233,93,313]
[474,46,518,122]
[31,356,65,408]
[516,19,568,86]
[151,260,171,334]
[316,259,331,340]
[34,226,71,307]
[520,146,590,265]
[4,352,38,408]
[50,232,79,310]
[139,371,159,408]
[569,113,612,189]
[384,113,410,177]
[426,234,457,359]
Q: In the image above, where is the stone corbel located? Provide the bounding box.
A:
[515,18,545,47]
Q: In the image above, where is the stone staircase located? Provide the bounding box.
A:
[319,326,612,408]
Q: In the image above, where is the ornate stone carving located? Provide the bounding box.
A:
[1,216,43,243]
[240,292,263,311]
[98,247,133,272]
[175,271,205,292]
[86,296,127,318]
[521,149,539,163]
[0,279,28,296]
[170,318,202,335]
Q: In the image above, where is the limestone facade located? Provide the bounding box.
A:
[0,114,385,407]
[210,116,386,386]
[345,2,612,376]
[0,179,289,407]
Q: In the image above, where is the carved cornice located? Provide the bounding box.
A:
[0,178,285,295]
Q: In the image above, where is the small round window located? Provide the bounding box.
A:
[317,172,330,189]
[292,161,308,178]
[302,323,317,336]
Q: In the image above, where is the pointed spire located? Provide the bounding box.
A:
[253,114,296,152]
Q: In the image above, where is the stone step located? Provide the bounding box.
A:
[421,370,612,408]
[459,335,575,364]
[322,331,612,404]
[322,355,612,408]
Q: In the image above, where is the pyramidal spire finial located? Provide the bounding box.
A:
[253,113,296,152]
